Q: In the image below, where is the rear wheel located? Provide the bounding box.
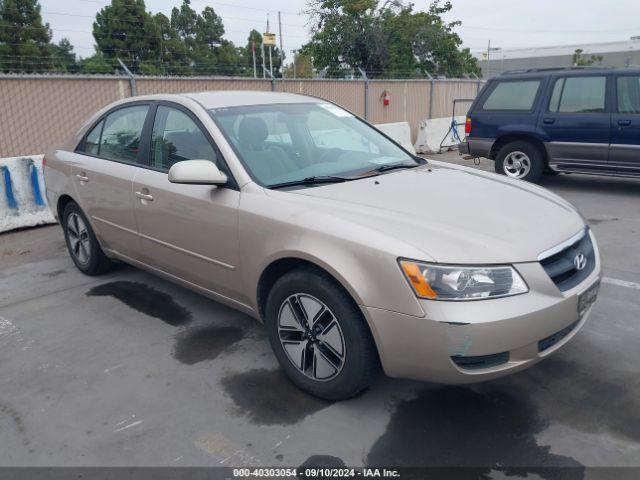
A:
[495,141,545,183]
[265,267,379,400]
[63,202,112,275]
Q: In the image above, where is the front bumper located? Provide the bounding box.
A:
[362,235,602,384]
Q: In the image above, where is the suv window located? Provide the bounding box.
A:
[100,105,149,163]
[617,76,640,114]
[482,80,541,111]
[151,106,217,170]
[549,76,606,113]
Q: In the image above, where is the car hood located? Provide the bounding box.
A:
[282,163,585,264]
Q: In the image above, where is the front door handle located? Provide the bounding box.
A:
[76,173,89,182]
[543,118,555,125]
[618,119,632,127]
[135,191,154,201]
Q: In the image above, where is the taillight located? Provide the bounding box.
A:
[42,156,47,167]
[465,117,472,136]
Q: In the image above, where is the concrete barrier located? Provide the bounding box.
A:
[374,122,416,155]
[0,155,55,233]
[414,116,466,154]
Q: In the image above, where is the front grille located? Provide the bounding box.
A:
[538,320,580,352]
[451,352,509,370]
[540,230,595,292]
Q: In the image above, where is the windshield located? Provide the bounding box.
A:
[209,102,418,187]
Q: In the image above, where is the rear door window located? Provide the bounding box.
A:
[482,80,541,111]
[617,76,640,114]
[99,105,149,163]
[549,76,607,113]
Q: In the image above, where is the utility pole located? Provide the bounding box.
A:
[266,15,273,78]
[278,11,284,78]
[486,39,491,77]
[252,41,257,78]
[292,50,297,79]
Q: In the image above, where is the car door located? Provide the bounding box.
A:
[132,103,242,301]
[610,74,640,173]
[71,103,150,258]
[540,75,611,169]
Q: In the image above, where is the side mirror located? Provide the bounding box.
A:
[168,160,227,185]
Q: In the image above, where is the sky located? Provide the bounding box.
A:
[40,0,640,61]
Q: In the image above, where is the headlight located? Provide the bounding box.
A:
[399,260,528,301]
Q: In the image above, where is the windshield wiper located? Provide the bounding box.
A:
[371,163,420,173]
[268,175,353,190]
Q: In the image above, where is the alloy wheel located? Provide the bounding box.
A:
[67,212,91,265]
[277,294,346,381]
[503,151,532,178]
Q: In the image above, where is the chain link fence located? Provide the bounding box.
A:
[0,74,484,158]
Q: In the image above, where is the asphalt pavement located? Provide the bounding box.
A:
[1,151,639,477]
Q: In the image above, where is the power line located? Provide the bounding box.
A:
[39,11,310,39]
[75,0,304,19]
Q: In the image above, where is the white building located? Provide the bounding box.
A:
[478,37,640,78]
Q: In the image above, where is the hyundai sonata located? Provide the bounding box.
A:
[44,92,601,399]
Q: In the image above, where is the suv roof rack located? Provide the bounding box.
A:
[499,66,606,75]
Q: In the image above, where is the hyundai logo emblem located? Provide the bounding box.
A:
[574,252,588,271]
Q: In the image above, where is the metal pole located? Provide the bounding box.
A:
[269,45,273,78]
[261,42,266,79]
[252,41,257,78]
[358,67,369,120]
[425,70,434,119]
[117,58,136,97]
[293,51,297,79]
[264,65,275,91]
[486,39,491,78]
[278,11,284,78]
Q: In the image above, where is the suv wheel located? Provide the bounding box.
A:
[265,267,379,400]
[495,141,544,183]
[62,202,113,275]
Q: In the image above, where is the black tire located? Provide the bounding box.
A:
[265,267,380,400]
[62,202,113,275]
[494,141,545,183]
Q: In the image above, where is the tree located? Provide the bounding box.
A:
[572,48,603,67]
[154,12,189,75]
[80,51,116,74]
[169,0,242,75]
[93,0,161,74]
[303,0,480,78]
[242,29,283,78]
[0,0,52,72]
[50,38,78,72]
[284,52,314,78]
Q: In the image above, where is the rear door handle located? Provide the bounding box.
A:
[135,191,154,201]
[543,118,555,125]
[618,119,632,127]
[75,173,89,182]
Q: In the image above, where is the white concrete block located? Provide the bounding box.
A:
[1,155,56,233]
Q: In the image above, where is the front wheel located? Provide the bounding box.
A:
[495,141,545,183]
[265,267,380,400]
[62,202,113,275]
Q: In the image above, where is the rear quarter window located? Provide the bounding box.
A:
[481,80,541,111]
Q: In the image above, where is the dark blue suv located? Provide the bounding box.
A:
[460,67,640,183]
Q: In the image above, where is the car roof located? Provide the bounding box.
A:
[496,67,640,80]
[117,91,324,109]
